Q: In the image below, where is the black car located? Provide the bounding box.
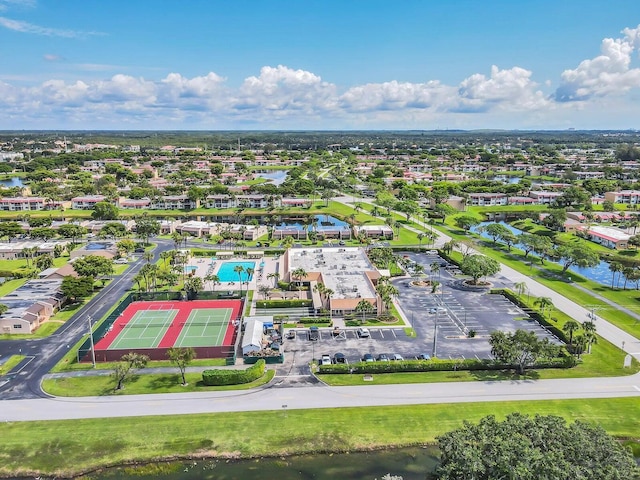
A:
[415,353,431,360]
[377,353,390,362]
[134,248,145,253]
[362,353,374,362]
[334,352,348,364]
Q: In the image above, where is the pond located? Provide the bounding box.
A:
[0,176,25,188]
[84,446,439,480]
[256,170,288,185]
[472,221,613,285]
[278,215,349,231]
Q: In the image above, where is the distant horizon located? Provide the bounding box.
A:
[1,1,640,130]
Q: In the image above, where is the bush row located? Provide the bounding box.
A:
[256,299,312,308]
[318,356,576,374]
[296,317,331,324]
[202,359,266,385]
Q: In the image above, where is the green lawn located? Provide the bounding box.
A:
[0,355,25,375]
[1,397,638,477]
[43,369,275,396]
[0,278,28,297]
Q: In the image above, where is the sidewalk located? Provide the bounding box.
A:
[44,364,248,379]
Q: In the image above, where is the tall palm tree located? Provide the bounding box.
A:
[533,296,554,318]
[160,251,172,268]
[204,273,220,291]
[267,272,280,288]
[582,320,597,354]
[609,261,623,289]
[234,265,245,294]
[562,319,581,347]
[291,267,307,299]
[355,298,375,323]
[514,281,528,300]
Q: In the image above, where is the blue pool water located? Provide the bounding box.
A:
[85,242,110,250]
[184,265,198,273]
[472,221,612,286]
[217,261,256,282]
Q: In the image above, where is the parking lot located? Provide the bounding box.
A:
[278,251,562,366]
[393,251,562,360]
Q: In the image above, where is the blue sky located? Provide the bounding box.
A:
[1,0,640,130]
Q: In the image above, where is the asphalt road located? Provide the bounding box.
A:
[1,372,639,421]
[0,239,175,399]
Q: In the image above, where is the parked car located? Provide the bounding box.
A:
[286,330,296,340]
[390,353,404,361]
[334,352,348,364]
[320,354,332,366]
[377,353,390,362]
[114,258,128,264]
[415,353,431,360]
[362,353,374,362]
[134,248,145,253]
[338,240,346,246]
[309,326,319,341]
[356,327,370,338]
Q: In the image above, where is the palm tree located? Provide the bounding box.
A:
[562,319,580,346]
[143,251,153,263]
[291,267,307,299]
[171,231,182,250]
[234,265,245,294]
[533,296,554,318]
[246,267,255,282]
[258,284,271,299]
[204,273,220,291]
[514,281,528,301]
[609,261,623,289]
[355,299,375,323]
[160,251,172,268]
[133,273,144,291]
[582,320,597,354]
[0,303,8,315]
[267,272,280,288]
[417,232,425,247]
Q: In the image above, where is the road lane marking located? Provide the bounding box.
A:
[633,385,640,392]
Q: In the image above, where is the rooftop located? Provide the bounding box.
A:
[288,247,377,300]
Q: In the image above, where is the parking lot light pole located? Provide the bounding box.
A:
[432,315,438,358]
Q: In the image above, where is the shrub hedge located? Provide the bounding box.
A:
[202,359,266,385]
[318,356,576,374]
[256,299,312,308]
[296,317,331,324]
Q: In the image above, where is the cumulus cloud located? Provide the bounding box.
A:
[554,24,640,102]
[0,16,101,38]
[235,65,338,114]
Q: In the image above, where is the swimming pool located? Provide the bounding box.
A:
[217,261,256,282]
[184,265,198,273]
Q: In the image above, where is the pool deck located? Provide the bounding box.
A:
[187,255,273,292]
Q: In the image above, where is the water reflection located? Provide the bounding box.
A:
[88,447,438,480]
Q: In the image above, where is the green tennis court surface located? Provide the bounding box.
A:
[174,308,233,347]
[108,309,179,350]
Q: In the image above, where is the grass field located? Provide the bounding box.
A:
[1,396,638,477]
[0,355,24,375]
[42,369,275,396]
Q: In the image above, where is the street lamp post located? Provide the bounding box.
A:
[432,315,438,358]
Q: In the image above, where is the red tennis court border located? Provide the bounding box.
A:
[93,299,242,362]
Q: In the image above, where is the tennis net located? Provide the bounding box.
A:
[179,321,229,327]
[119,322,172,329]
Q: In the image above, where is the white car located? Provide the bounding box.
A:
[356,327,370,338]
[320,354,332,366]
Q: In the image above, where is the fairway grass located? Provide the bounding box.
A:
[1,397,638,477]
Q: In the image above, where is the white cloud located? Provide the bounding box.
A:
[43,54,63,62]
[0,15,101,38]
[555,24,640,102]
[235,65,338,114]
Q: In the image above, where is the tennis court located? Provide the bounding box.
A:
[94,300,242,359]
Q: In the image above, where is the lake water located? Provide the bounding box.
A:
[0,176,24,188]
[85,447,439,480]
[472,221,612,285]
[278,215,349,231]
[257,170,288,185]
